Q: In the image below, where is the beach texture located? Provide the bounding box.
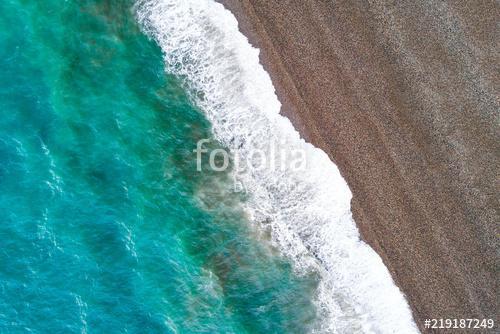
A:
[219,0,499,331]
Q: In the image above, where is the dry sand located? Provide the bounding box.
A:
[218,0,499,332]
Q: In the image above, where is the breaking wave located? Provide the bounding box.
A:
[135,0,419,332]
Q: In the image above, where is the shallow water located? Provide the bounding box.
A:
[0,1,320,333]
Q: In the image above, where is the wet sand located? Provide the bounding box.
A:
[218,0,499,332]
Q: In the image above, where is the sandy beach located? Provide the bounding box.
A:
[218,0,499,332]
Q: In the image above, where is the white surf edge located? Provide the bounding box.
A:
[135,0,419,333]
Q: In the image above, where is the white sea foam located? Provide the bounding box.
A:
[135,0,419,332]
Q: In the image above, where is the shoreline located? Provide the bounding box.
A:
[140,0,419,330]
[218,0,498,332]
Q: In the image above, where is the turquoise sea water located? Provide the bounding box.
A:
[0,1,319,333]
